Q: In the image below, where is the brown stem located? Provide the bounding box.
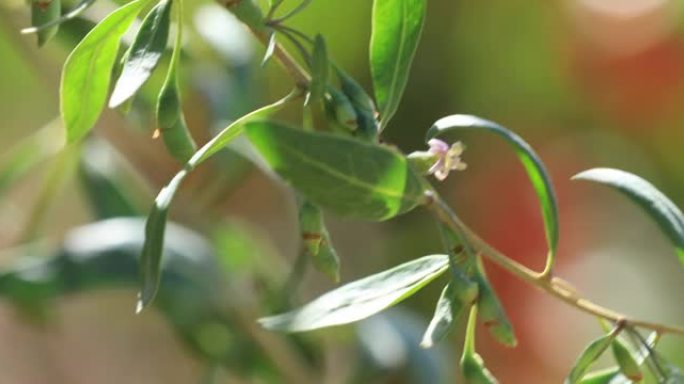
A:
[424,190,684,337]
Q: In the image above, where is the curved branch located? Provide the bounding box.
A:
[424,190,684,337]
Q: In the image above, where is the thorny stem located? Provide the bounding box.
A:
[424,190,684,338]
[218,0,684,342]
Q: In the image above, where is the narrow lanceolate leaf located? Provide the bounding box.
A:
[155,0,196,163]
[306,34,328,106]
[109,0,173,108]
[427,115,560,270]
[474,268,516,347]
[567,334,616,384]
[244,122,426,220]
[299,201,340,282]
[31,0,61,46]
[611,338,642,382]
[461,304,499,384]
[420,283,462,349]
[137,93,295,312]
[61,0,150,143]
[573,168,684,267]
[137,168,187,313]
[258,254,449,332]
[370,0,426,130]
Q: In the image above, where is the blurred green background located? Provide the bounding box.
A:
[2,0,684,382]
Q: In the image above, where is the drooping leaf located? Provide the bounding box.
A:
[137,168,187,313]
[244,121,426,220]
[611,338,642,382]
[22,0,96,35]
[137,93,295,311]
[474,271,516,347]
[258,254,449,332]
[420,283,462,349]
[305,34,328,106]
[299,200,340,282]
[462,353,499,384]
[60,0,150,143]
[567,334,616,384]
[155,0,197,163]
[572,168,684,267]
[370,0,426,130]
[461,304,499,384]
[31,0,61,46]
[109,0,173,107]
[427,114,559,270]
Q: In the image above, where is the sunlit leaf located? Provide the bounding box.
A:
[573,168,684,267]
[109,0,173,107]
[370,0,426,130]
[244,121,426,220]
[137,93,295,311]
[155,0,197,163]
[60,0,150,143]
[420,283,461,349]
[259,254,449,332]
[427,114,559,269]
[611,338,642,382]
[567,334,615,384]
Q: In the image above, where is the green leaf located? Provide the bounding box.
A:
[306,34,328,106]
[611,338,642,382]
[427,115,560,270]
[109,0,173,107]
[420,283,462,349]
[578,368,622,384]
[370,0,426,130]
[22,0,96,36]
[462,353,499,384]
[155,0,196,163]
[567,334,616,384]
[60,0,150,143]
[461,304,499,384]
[259,254,449,332]
[244,121,426,220]
[572,168,684,267]
[137,94,295,311]
[474,264,517,347]
[299,200,340,282]
[324,86,358,131]
[335,68,379,140]
[137,168,187,313]
[31,0,61,47]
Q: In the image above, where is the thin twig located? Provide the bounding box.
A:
[424,190,684,337]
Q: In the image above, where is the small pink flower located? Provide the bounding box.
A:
[427,139,467,181]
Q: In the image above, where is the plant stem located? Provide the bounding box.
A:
[424,190,684,337]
